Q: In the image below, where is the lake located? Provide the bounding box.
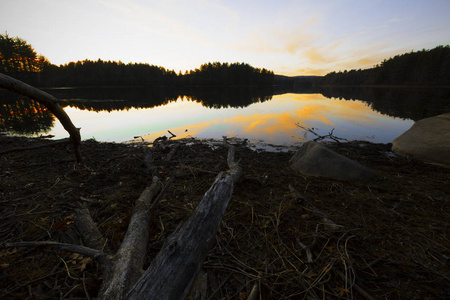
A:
[1,86,449,148]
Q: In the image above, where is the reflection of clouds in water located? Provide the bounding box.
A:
[141,94,408,145]
[50,93,414,144]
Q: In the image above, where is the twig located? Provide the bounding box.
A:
[59,256,79,280]
[336,270,375,300]
[148,177,175,212]
[102,154,128,165]
[295,124,349,143]
[0,270,65,299]
[167,130,177,139]
[247,281,260,300]
[0,241,106,260]
[289,185,339,229]
[82,272,91,300]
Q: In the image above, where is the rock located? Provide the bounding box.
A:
[290,141,377,180]
[392,113,450,166]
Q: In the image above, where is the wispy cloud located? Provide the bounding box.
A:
[302,46,337,64]
[96,0,210,45]
[234,17,320,55]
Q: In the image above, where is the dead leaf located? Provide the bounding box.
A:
[79,257,92,271]
[339,288,350,296]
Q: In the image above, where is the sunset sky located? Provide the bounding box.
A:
[1,0,449,76]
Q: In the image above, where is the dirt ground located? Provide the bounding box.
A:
[0,134,449,299]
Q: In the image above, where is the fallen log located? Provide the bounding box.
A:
[127,141,242,300]
[74,207,107,251]
[2,141,241,299]
[97,176,164,300]
[0,177,168,299]
[0,73,82,162]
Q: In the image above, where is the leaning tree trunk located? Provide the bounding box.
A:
[0,73,82,162]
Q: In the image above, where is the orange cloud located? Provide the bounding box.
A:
[237,19,320,55]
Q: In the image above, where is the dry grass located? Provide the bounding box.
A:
[1,135,449,299]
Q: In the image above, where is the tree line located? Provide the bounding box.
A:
[319,45,450,86]
[0,33,274,87]
[182,62,274,86]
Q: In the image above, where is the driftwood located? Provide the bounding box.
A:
[296,123,349,143]
[1,141,241,299]
[0,177,166,299]
[127,141,242,299]
[0,73,82,162]
[164,143,181,162]
[74,208,107,251]
[97,176,164,300]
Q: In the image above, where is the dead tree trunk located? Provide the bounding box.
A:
[1,141,242,300]
[0,73,82,162]
[97,176,163,300]
[127,142,242,300]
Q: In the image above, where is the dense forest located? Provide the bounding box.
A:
[319,45,450,86]
[0,33,274,88]
[2,32,449,88]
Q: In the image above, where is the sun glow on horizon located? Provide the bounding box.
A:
[1,0,449,76]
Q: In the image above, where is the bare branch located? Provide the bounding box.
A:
[0,241,106,260]
[0,73,82,162]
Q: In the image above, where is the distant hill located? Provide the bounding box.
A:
[276,46,450,88]
[274,75,322,93]
[320,45,450,86]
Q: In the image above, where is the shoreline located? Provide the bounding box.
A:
[1,133,449,299]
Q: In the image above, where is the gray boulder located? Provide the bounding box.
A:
[290,141,377,181]
[392,113,450,166]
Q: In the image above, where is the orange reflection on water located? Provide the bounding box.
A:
[59,92,413,145]
[140,120,217,143]
[139,94,384,145]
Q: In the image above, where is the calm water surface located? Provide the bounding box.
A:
[46,93,414,145]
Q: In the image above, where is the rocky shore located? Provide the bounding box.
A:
[1,134,449,299]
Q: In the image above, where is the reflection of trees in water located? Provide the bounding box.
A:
[319,87,450,121]
[1,86,273,134]
[49,87,182,112]
[48,86,273,111]
[6,84,446,136]
[0,90,55,135]
[182,87,273,109]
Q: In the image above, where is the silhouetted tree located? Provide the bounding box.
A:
[320,45,450,86]
[2,35,275,88]
[0,32,51,84]
[183,62,274,87]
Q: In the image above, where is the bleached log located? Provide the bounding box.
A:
[127,143,242,300]
[74,208,107,251]
[98,176,162,300]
